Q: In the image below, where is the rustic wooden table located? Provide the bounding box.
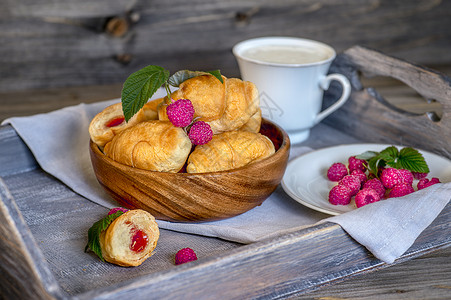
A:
[1,69,450,299]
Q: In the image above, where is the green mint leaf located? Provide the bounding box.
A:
[168,69,223,87]
[355,150,379,161]
[359,145,430,177]
[396,147,430,173]
[364,146,397,177]
[206,70,224,83]
[121,65,170,122]
[85,211,124,261]
[367,155,385,177]
[379,146,398,162]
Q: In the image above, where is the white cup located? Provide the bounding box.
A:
[233,36,351,144]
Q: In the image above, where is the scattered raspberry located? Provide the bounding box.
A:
[417,177,441,190]
[327,163,348,181]
[328,184,352,205]
[380,168,406,189]
[175,248,198,265]
[413,172,428,180]
[108,207,129,215]
[188,121,213,145]
[362,178,386,199]
[388,182,415,198]
[355,188,381,208]
[350,169,367,185]
[339,175,361,196]
[166,99,195,127]
[348,156,367,172]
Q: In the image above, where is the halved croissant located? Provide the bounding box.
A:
[89,101,160,148]
[89,103,146,147]
[99,209,159,267]
[186,130,275,173]
[104,120,192,172]
[158,75,260,134]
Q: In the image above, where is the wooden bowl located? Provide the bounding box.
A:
[89,119,290,222]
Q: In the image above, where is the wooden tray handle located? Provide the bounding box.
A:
[323,46,451,159]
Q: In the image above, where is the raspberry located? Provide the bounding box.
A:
[339,175,361,196]
[398,169,414,185]
[328,184,352,205]
[355,188,381,208]
[417,177,441,190]
[166,99,195,127]
[413,172,428,180]
[350,169,367,185]
[175,248,198,265]
[380,168,411,189]
[348,156,367,172]
[327,163,348,181]
[108,207,129,215]
[362,178,386,199]
[188,121,213,145]
[388,182,415,198]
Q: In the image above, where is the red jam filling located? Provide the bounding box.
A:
[130,229,149,253]
[106,116,125,127]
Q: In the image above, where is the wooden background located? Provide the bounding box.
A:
[1,0,451,93]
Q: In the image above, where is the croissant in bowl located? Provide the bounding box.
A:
[103,120,192,173]
[157,75,261,134]
[89,102,159,148]
[187,130,275,173]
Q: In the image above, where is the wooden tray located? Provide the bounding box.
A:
[1,46,450,299]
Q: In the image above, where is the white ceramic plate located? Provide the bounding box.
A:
[281,144,451,216]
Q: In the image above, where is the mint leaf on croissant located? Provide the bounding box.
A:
[121,65,170,122]
[85,211,124,261]
[121,65,222,122]
[168,70,223,87]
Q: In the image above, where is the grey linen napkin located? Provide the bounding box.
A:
[3,97,450,264]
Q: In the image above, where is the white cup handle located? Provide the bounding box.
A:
[314,73,351,124]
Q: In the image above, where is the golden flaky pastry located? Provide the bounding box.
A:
[158,75,260,134]
[99,209,159,267]
[104,120,191,172]
[89,102,159,148]
[186,130,275,173]
[239,108,262,133]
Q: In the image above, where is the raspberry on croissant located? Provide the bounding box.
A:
[158,75,260,134]
[103,120,192,172]
[99,209,159,267]
[186,130,275,173]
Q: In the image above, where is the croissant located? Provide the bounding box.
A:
[89,101,160,147]
[158,75,260,134]
[104,120,192,172]
[99,209,159,267]
[141,97,162,121]
[186,130,275,173]
[239,108,261,133]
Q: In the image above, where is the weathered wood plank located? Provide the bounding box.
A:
[294,246,451,299]
[0,178,65,300]
[324,46,451,160]
[1,0,451,91]
[0,125,37,176]
[0,84,122,122]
